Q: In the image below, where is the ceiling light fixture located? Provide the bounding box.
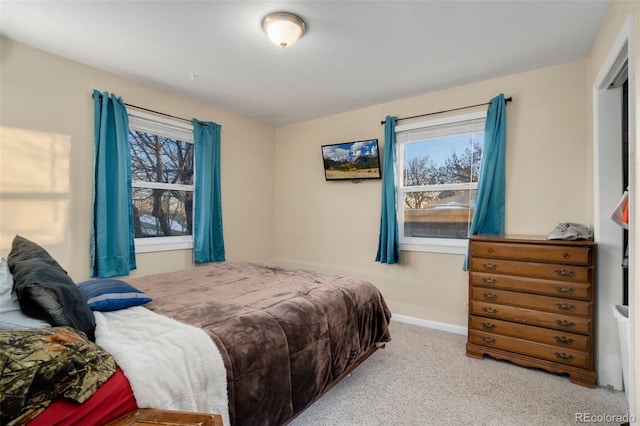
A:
[262,12,306,48]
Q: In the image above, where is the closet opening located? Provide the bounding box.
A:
[610,62,629,306]
[622,78,629,306]
[594,36,630,393]
[594,16,635,411]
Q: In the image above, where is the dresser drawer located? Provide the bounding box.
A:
[470,258,592,282]
[469,315,590,351]
[469,330,591,368]
[470,241,592,265]
[470,301,592,334]
[470,272,591,300]
[470,287,592,316]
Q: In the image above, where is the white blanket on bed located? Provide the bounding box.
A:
[94,306,229,426]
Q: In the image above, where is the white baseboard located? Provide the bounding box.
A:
[391,313,467,336]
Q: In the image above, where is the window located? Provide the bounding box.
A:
[396,111,486,254]
[128,110,194,253]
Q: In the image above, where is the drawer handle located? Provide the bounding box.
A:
[555,286,575,295]
[554,336,575,345]
[482,278,497,286]
[555,303,576,312]
[482,307,498,315]
[481,337,496,345]
[482,263,497,271]
[554,352,574,361]
[555,269,576,278]
[563,252,570,259]
[481,322,496,330]
[556,320,576,329]
[487,248,494,254]
[483,293,498,300]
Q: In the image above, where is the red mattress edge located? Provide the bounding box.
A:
[28,367,137,426]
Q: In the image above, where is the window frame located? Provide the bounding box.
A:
[127,109,195,254]
[395,111,486,254]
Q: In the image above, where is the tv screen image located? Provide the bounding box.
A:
[321,139,381,181]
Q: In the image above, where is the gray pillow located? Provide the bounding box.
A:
[7,235,95,340]
[0,258,51,330]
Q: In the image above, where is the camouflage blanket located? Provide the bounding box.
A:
[0,326,116,425]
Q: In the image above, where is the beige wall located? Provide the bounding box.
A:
[275,59,590,329]
[0,37,277,280]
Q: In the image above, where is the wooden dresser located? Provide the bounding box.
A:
[466,235,596,387]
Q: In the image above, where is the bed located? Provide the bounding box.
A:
[126,262,392,425]
[1,236,391,426]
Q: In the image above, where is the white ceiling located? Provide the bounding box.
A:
[0,0,609,127]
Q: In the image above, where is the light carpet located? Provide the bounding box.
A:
[289,320,630,426]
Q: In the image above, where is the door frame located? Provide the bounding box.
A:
[593,14,636,414]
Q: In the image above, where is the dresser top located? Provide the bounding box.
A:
[469,234,596,247]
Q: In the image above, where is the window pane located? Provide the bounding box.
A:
[403,189,476,239]
[404,133,483,186]
[129,130,194,185]
[132,188,193,238]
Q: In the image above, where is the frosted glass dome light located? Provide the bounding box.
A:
[262,12,306,48]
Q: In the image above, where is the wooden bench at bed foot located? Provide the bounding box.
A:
[106,408,223,426]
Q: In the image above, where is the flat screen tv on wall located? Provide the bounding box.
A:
[321,139,381,181]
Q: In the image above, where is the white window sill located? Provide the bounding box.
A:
[134,236,193,253]
[400,238,468,255]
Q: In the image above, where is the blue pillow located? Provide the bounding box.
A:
[77,279,152,311]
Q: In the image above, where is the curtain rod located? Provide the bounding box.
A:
[126,103,194,124]
[94,93,194,124]
[380,96,512,125]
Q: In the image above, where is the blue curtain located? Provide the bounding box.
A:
[375,115,400,264]
[193,119,225,263]
[464,94,507,270]
[91,90,136,278]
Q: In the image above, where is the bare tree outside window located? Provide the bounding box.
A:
[402,134,483,239]
[129,130,194,238]
[404,155,437,209]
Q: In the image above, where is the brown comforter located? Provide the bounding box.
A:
[127,262,391,426]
